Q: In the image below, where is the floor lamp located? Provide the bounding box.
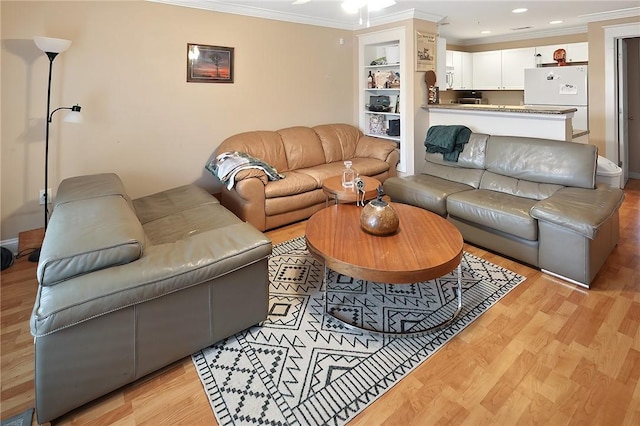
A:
[30,36,83,262]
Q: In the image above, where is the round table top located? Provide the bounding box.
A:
[322,175,381,203]
[305,203,464,284]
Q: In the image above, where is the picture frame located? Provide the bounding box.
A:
[415,31,436,72]
[187,43,234,83]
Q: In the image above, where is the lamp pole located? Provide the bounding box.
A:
[43,51,58,230]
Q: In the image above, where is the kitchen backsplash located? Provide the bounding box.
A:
[438,90,524,106]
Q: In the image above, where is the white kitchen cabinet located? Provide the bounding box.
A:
[535,44,562,64]
[473,48,534,90]
[536,42,588,64]
[446,49,453,67]
[567,42,588,62]
[451,51,473,90]
[501,47,535,89]
[472,50,502,90]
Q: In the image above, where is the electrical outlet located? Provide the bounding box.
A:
[39,189,52,205]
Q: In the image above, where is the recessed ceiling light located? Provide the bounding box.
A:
[550,20,563,24]
[481,30,492,34]
[512,8,528,13]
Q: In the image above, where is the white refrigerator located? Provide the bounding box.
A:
[524,65,588,131]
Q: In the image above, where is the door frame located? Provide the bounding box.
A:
[604,22,640,184]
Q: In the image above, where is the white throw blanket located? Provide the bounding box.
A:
[206,151,284,190]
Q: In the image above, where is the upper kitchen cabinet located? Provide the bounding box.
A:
[501,47,535,89]
[535,42,588,64]
[472,48,534,90]
[566,42,588,62]
[472,50,502,90]
[451,51,473,90]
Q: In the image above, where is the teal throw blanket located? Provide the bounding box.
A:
[424,125,472,162]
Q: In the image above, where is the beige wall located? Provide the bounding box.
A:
[1,1,354,240]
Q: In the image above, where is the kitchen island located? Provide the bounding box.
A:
[425,104,577,141]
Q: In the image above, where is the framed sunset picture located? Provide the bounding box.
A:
[187,43,234,83]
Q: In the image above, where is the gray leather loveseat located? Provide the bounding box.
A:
[30,173,272,423]
[383,134,624,288]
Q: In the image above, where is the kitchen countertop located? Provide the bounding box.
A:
[425,104,578,114]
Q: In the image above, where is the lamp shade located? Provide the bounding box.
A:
[63,111,83,124]
[63,105,83,123]
[34,36,72,54]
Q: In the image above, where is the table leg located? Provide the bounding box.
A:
[322,262,463,338]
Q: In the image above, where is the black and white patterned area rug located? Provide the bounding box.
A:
[193,236,525,426]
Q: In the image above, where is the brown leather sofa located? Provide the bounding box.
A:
[214,123,400,231]
[31,173,272,423]
[383,134,625,288]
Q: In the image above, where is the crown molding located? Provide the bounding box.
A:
[578,6,640,23]
[148,0,356,30]
[457,25,588,46]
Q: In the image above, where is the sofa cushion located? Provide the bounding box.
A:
[279,126,326,170]
[54,173,134,210]
[38,196,145,286]
[480,171,563,200]
[142,203,243,245]
[350,157,391,177]
[485,136,597,189]
[133,184,219,224]
[354,136,398,162]
[423,161,485,189]
[216,130,289,173]
[447,189,539,241]
[296,162,345,185]
[384,175,474,216]
[313,123,361,163]
[264,171,319,199]
[425,132,489,169]
[265,190,325,216]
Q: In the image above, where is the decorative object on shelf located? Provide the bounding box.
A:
[369,114,385,135]
[367,71,373,88]
[387,119,400,137]
[388,71,400,88]
[374,70,388,89]
[425,70,439,104]
[553,48,567,66]
[187,43,234,83]
[535,53,543,67]
[341,160,357,188]
[370,57,387,66]
[369,95,391,112]
[32,35,84,263]
[360,186,399,236]
[415,31,436,72]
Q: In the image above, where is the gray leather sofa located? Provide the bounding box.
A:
[30,173,272,423]
[383,134,625,288]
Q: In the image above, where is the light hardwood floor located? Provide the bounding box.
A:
[1,180,638,425]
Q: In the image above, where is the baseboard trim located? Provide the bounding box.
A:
[1,238,19,255]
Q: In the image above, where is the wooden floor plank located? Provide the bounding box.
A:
[1,180,638,425]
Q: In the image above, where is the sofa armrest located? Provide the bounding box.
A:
[530,184,624,239]
[354,135,399,163]
[228,169,269,185]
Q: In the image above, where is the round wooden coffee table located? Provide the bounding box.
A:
[305,203,464,336]
[322,175,381,206]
